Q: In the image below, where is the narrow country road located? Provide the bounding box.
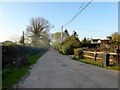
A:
[18,47,118,88]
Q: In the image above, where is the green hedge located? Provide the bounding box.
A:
[59,35,81,55]
[2,45,48,70]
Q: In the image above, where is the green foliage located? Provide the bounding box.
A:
[81,37,91,44]
[72,58,119,71]
[58,43,62,53]
[51,42,55,48]
[61,42,73,54]
[73,48,84,59]
[110,32,120,45]
[59,35,81,55]
[96,32,120,52]
[2,41,18,46]
[51,31,69,40]
[2,46,43,67]
[2,51,47,89]
[52,32,61,40]
[51,31,69,50]
[81,37,93,48]
[80,59,119,71]
[3,66,29,89]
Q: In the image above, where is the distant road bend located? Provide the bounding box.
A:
[18,47,118,88]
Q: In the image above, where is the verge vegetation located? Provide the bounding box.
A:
[2,49,47,89]
[51,31,120,71]
[73,58,120,71]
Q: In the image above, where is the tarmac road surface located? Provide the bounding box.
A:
[18,48,118,88]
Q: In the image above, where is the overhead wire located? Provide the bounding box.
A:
[63,2,85,27]
[77,2,85,13]
[63,0,93,27]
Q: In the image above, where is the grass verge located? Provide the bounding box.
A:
[2,51,47,89]
[73,58,120,71]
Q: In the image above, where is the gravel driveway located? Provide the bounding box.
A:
[18,48,118,88]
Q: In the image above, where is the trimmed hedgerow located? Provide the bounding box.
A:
[59,35,81,55]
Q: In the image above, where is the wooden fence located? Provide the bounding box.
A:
[83,51,119,66]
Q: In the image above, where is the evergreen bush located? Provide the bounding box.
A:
[59,35,81,55]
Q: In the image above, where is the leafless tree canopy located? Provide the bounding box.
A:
[26,17,52,47]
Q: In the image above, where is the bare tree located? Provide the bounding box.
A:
[26,17,52,47]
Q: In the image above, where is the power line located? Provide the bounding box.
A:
[63,0,93,27]
[75,2,85,17]
[63,2,85,27]
[70,0,93,22]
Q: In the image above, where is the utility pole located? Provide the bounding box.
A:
[22,31,25,45]
[118,44,119,64]
[61,26,63,43]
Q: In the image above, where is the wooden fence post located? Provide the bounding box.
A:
[94,51,97,61]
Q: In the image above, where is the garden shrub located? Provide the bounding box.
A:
[74,48,84,60]
[58,43,62,53]
[61,41,73,54]
[59,35,81,55]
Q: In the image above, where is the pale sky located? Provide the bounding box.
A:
[0,2,118,42]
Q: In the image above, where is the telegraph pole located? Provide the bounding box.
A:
[61,26,63,43]
[22,31,25,45]
[118,44,119,64]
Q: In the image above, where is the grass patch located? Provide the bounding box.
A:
[80,59,101,66]
[2,66,29,89]
[73,58,120,71]
[2,51,47,89]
